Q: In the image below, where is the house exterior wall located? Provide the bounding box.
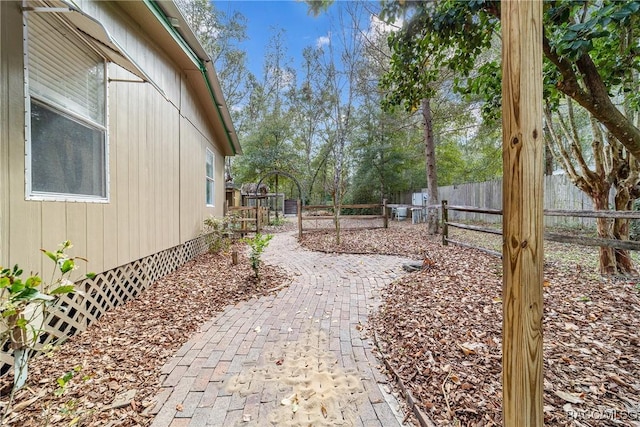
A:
[0,2,9,278]
[0,1,228,277]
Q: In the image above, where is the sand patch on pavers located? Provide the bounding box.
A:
[226,327,366,426]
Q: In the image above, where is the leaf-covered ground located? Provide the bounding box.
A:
[0,243,290,426]
[300,221,640,426]
[2,219,639,426]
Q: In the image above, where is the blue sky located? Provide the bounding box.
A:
[214,1,335,77]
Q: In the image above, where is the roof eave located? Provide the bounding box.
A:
[124,0,241,156]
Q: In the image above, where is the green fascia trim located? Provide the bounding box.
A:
[143,0,237,155]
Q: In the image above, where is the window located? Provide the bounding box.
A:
[26,12,107,200]
[206,149,214,206]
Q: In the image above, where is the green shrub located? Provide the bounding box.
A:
[243,233,273,278]
[269,217,286,226]
[203,214,237,253]
[1,241,88,354]
[1,240,90,419]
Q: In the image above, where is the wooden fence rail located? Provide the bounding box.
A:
[442,200,640,256]
[298,200,388,238]
[227,206,270,234]
[431,174,609,228]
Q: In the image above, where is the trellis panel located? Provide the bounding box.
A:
[1,234,210,375]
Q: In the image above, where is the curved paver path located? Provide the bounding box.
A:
[150,231,410,427]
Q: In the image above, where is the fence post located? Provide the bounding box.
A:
[297,199,302,240]
[383,199,388,229]
[442,200,448,245]
[256,204,261,233]
[502,1,544,424]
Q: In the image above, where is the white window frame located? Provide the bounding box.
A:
[206,148,215,207]
[24,10,109,203]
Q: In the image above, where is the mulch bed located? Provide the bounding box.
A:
[0,243,290,426]
[300,222,640,426]
[2,220,639,426]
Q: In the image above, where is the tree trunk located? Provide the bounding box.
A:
[613,186,637,274]
[544,144,554,176]
[333,192,341,246]
[275,174,279,220]
[422,98,439,234]
[593,192,617,275]
[542,38,640,159]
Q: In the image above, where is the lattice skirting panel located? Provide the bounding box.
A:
[1,234,211,376]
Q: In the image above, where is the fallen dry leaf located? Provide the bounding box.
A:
[300,222,640,426]
[457,342,482,356]
[281,393,297,406]
[554,391,584,404]
[4,220,638,427]
[0,241,290,427]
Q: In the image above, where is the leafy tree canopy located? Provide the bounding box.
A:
[380,0,640,157]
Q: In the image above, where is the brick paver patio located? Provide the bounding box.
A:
[149,231,410,426]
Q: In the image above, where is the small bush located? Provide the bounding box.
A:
[203,214,237,253]
[243,233,273,278]
[269,217,286,227]
[0,240,89,413]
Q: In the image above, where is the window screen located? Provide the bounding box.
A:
[27,11,107,199]
[31,101,106,197]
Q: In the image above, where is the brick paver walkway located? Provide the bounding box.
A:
[149,231,410,427]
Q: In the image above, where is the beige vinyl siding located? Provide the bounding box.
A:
[179,118,201,242]
[179,116,224,243]
[3,2,43,272]
[86,203,105,275]
[128,82,140,262]
[40,202,66,266]
[108,55,182,270]
[67,203,88,277]
[1,1,229,277]
[0,2,7,269]
[114,75,130,267]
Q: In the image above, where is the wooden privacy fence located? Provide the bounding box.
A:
[298,200,388,238]
[442,200,640,257]
[227,206,270,234]
[404,174,611,228]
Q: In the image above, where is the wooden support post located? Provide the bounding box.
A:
[501,1,544,426]
[256,204,261,233]
[297,199,302,240]
[442,200,448,246]
[383,199,388,229]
